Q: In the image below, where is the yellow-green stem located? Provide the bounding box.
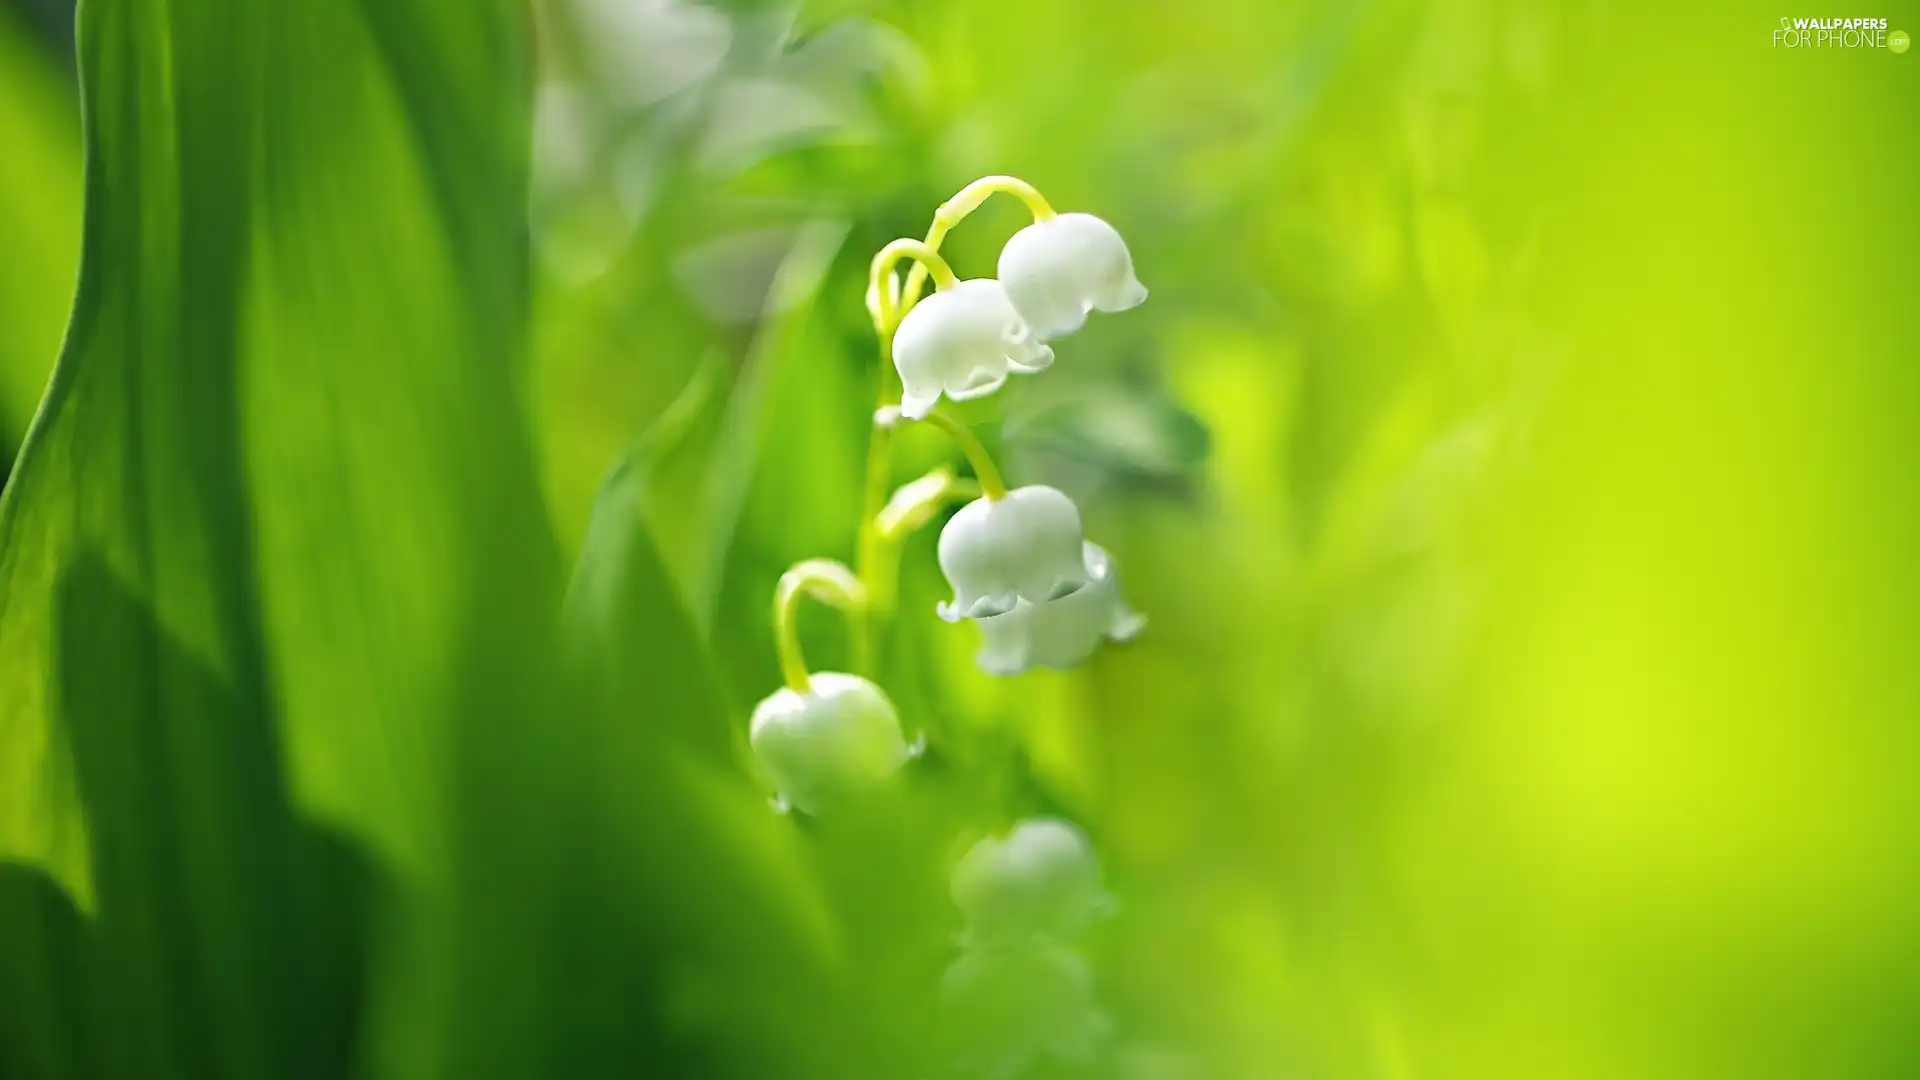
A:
[854,334,900,667]
[875,468,983,541]
[773,559,865,692]
[900,175,1056,304]
[911,408,1008,501]
[857,468,984,635]
[870,239,957,326]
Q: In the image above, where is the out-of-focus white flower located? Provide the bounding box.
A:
[894,279,1052,420]
[997,212,1147,340]
[951,818,1109,948]
[973,543,1145,676]
[570,0,732,109]
[941,940,1109,1077]
[749,672,909,815]
[937,486,1089,620]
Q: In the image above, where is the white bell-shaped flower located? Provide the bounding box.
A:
[940,940,1108,1077]
[974,542,1144,676]
[894,278,1053,420]
[997,212,1147,340]
[951,817,1110,949]
[937,486,1090,621]
[749,672,909,816]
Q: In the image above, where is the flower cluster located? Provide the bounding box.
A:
[894,205,1147,421]
[733,176,1143,1077]
[746,175,1150,816]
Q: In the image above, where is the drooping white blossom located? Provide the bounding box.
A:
[997,212,1147,340]
[749,672,909,815]
[937,486,1090,621]
[950,817,1110,949]
[894,278,1052,419]
[973,542,1144,676]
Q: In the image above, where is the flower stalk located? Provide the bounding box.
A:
[859,183,1048,673]
[753,172,1147,813]
[855,335,902,666]
[902,176,1057,312]
[876,468,983,542]
[870,239,958,327]
[773,558,866,692]
[802,174,1143,701]
[875,405,1009,502]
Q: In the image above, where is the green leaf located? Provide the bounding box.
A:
[24,556,377,1080]
[1006,384,1213,484]
[0,10,81,457]
[0,0,555,901]
[563,441,742,766]
[642,219,854,634]
[702,228,875,697]
[482,413,854,1080]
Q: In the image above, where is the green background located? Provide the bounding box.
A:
[0,0,1916,1078]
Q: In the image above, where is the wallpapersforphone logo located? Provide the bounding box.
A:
[1772,16,1909,50]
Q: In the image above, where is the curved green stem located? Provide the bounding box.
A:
[875,406,1008,501]
[922,409,1008,501]
[853,468,983,655]
[773,559,866,692]
[940,174,1057,224]
[900,175,1056,305]
[870,238,957,327]
[875,467,983,541]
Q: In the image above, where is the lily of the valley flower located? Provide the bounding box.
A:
[997,212,1147,340]
[937,485,1089,621]
[749,672,909,815]
[894,278,1053,420]
[974,543,1144,676]
[950,817,1110,948]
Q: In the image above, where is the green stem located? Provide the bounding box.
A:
[773,559,865,692]
[940,173,1057,223]
[858,468,984,635]
[854,335,899,673]
[918,409,1008,501]
[870,238,957,326]
[874,406,1008,501]
[875,467,983,541]
[900,175,1056,304]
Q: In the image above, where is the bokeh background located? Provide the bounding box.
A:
[1,1,1917,1078]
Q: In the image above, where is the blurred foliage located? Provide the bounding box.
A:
[1,0,1918,1079]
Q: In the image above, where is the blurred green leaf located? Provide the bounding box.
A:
[1007,385,1212,485]
[0,0,553,900]
[681,218,851,629]
[0,8,81,458]
[4,556,378,1080]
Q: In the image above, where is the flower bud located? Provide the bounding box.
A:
[894,278,1053,420]
[997,212,1147,340]
[937,486,1090,621]
[973,542,1144,675]
[749,672,909,816]
[951,817,1108,948]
